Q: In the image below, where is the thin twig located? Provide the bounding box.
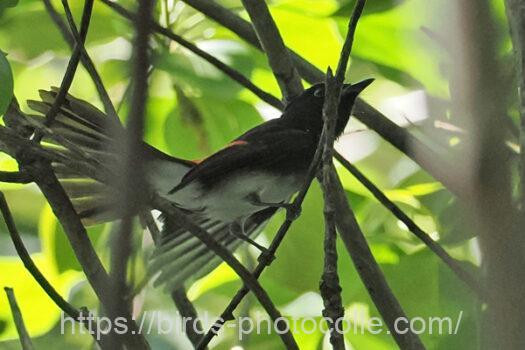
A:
[0,171,32,184]
[151,194,299,350]
[42,0,119,123]
[4,287,34,350]
[334,152,485,298]
[0,192,108,347]
[33,0,94,142]
[59,0,120,122]
[240,0,304,101]
[98,0,283,110]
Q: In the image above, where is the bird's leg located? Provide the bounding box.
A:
[247,193,301,221]
[229,221,271,258]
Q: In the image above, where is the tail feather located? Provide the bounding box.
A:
[150,207,277,291]
[27,88,192,225]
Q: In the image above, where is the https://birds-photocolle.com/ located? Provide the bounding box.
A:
[25,79,373,292]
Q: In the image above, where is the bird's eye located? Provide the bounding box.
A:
[313,88,324,98]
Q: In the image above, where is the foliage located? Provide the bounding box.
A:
[0,0,513,349]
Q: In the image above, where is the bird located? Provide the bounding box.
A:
[25,79,373,292]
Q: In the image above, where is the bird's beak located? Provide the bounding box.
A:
[342,78,374,96]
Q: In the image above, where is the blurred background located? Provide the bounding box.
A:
[0,0,515,349]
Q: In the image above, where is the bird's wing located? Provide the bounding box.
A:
[170,127,316,193]
[149,206,277,291]
[27,89,194,224]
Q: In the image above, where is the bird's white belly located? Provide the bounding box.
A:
[169,172,301,223]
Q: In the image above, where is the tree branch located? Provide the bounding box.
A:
[42,0,119,122]
[334,152,485,298]
[240,0,304,101]
[329,167,425,349]
[20,158,148,349]
[171,289,205,349]
[4,287,34,350]
[33,0,94,142]
[0,171,31,184]
[316,2,367,348]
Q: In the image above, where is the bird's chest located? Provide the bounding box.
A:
[172,171,303,223]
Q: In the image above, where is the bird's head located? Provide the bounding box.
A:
[282,78,374,137]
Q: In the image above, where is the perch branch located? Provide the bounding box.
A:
[0,171,31,184]
[171,289,205,348]
[240,0,304,100]
[317,2,367,348]
[4,287,34,350]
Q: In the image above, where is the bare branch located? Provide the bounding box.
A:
[0,171,31,184]
[4,287,34,350]
[240,0,304,101]
[33,0,94,142]
[20,158,148,349]
[317,3,366,348]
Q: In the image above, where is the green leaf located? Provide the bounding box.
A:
[0,255,80,341]
[0,50,13,116]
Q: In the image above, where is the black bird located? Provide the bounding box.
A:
[27,79,373,291]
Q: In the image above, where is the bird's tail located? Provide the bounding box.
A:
[24,88,193,225]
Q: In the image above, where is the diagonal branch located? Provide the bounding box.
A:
[328,167,426,349]
[504,0,525,213]
[33,0,94,142]
[334,152,485,298]
[42,0,118,122]
[240,0,304,101]
[4,287,34,350]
